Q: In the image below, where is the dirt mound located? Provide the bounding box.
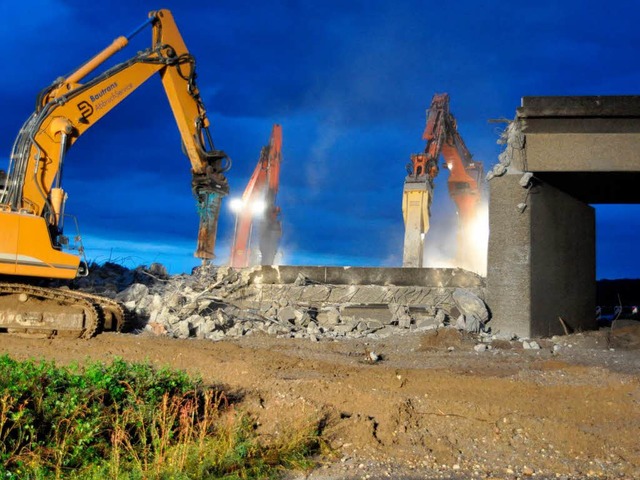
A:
[609,323,640,350]
[0,328,638,479]
[418,328,477,351]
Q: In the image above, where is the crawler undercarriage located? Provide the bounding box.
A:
[0,283,130,339]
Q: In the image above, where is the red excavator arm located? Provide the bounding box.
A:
[426,94,483,235]
[403,93,483,270]
[230,124,282,268]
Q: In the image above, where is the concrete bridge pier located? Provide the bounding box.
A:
[487,96,640,338]
[487,173,595,338]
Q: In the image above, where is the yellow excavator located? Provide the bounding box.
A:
[0,10,230,338]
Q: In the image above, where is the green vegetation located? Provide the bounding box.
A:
[0,355,323,479]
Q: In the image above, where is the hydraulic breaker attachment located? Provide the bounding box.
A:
[192,168,229,263]
[402,153,433,268]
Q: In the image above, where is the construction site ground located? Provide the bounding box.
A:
[1,324,639,479]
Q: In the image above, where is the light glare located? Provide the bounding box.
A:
[229,198,244,213]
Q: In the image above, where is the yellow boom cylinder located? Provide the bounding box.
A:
[65,36,128,85]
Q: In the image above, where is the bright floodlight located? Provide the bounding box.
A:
[251,198,267,215]
[229,198,244,213]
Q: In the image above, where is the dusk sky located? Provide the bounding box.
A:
[1,0,639,279]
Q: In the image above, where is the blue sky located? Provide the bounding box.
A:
[1,0,639,278]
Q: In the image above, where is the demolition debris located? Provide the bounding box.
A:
[61,262,498,342]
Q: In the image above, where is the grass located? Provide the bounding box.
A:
[0,355,325,479]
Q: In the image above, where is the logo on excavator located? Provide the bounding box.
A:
[77,101,94,122]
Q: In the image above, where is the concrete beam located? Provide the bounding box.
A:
[516,96,640,174]
[246,265,484,288]
[518,95,640,117]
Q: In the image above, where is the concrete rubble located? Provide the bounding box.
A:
[58,262,529,344]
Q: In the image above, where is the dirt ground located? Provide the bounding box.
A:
[1,324,639,480]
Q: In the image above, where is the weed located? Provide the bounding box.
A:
[0,355,323,479]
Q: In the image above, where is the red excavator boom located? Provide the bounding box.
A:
[403,93,483,270]
[230,124,282,268]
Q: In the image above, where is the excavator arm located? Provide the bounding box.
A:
[0,10,229,279]
[230,124,282,268]
[402,93,483,270]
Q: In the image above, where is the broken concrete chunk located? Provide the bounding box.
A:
[186,314,204,329]
[465,315,483,333]
[493,331,517,341]
[199,319,217,335]
[306,322,320,334]
[148,262,169,278]
[333,324,356,335]
[165,291,185,309]
[366,350,381,363]
[294,273,316,286]
[277,306,298,325]
[519,172,534,188]
[374,326,397,338]
[180,301,198,317]
[146,321,167,336]
[206,330,226,341]
[317,307,341,326]
[452,288,489,323]
[116,283,149,303]
[226,324,245,337]
[366,319,385,331]
[294,309,311,327]
[213,310,232,328]
[171,321,190,338]
[414,317,439,331]
[389,303,412,328]
[262,301,279,319]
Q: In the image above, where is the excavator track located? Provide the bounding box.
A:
[62,289,132,332]
[0,283,129,339]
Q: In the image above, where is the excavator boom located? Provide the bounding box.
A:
[402,93,483,270]
[230,124,282,268]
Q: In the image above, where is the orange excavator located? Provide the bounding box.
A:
[0,10,229,337]
[229,124,282,268]
[402,93,483,270]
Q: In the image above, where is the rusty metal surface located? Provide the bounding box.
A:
[192,169,227,262]
[194,191,222,261]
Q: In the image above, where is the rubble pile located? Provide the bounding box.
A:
[70,263,492,342]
